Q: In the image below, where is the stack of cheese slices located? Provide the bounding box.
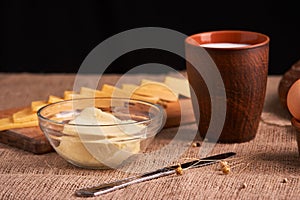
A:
[0,76,191,131]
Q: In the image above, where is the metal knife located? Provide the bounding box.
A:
[75,151,236,197]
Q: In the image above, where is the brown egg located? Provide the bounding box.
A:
[287,79,300,120]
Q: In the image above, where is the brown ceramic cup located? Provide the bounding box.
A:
[185,30,270,143]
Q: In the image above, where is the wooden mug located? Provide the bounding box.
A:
[185,30,270,143]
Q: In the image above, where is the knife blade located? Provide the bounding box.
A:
[75,151,236,197]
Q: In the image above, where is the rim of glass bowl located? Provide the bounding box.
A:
[37,97,164,127]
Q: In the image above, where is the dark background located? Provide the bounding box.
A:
[0,1,299,74]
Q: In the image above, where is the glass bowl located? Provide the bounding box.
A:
[37,97,165,169]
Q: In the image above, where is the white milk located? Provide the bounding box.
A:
[200,43,251,48]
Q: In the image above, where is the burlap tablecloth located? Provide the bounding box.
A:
[0,73,299,200]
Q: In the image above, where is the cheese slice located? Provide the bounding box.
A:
[102,84,159,104]
[65,90,95,100]
[164,76,191,98]
[134,82,178,102]
[140,79,160,85]
[80,87,111,98]
[101,84,130,98]
[121,84,139,93]
[130,94,160,104]
[64,90,76,100]
[0,117,38,131]
[31,100,48,112]
[64,93,90,100]
[140,79,178,95]
[12,107,38,123]
[48,95,64,103]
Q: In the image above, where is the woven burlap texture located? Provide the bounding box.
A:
[0,73,299,200]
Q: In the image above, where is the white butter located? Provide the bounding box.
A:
[56,107,144,168]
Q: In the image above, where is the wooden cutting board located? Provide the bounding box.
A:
[0,99,194,154]
[0,107,54,154]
